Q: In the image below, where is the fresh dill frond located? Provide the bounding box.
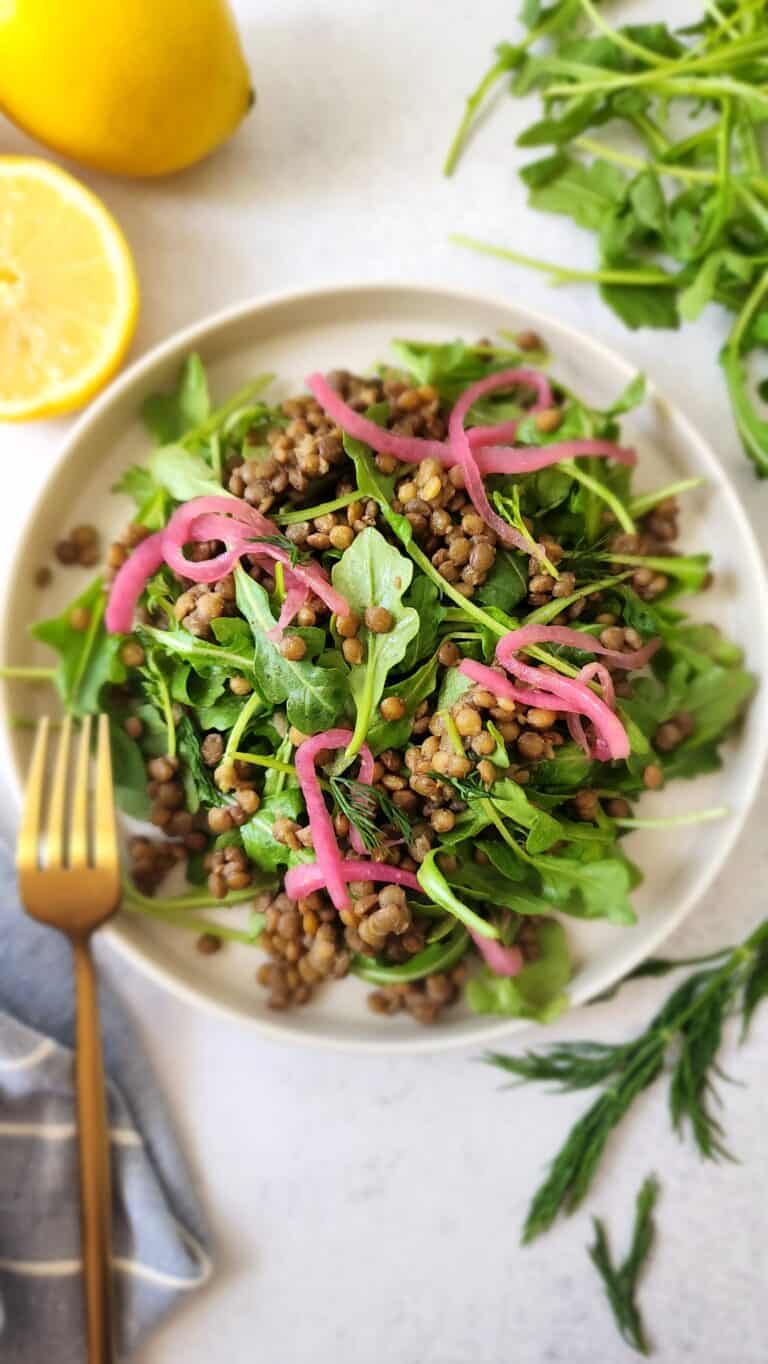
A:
[485,918,768,1243]
[589,1175,659,1356]
[330,776,412,852]
[250,532,309,568]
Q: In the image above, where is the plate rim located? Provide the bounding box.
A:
[2,277,767,1054]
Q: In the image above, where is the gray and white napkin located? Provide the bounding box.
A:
[0,844,210,1363]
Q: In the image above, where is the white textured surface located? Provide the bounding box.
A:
[0,1,766,1360]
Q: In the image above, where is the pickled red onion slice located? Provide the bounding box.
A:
[284,859,421,901]
[105,530,165,634]
[470,932,524,976]
[294,731,375,911]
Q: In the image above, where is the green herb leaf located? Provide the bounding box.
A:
[109,722,151,818]
[112,466,170,529]
[588,1175,659,1355]
[467,919,570,1021]
[353,924,469,984]
[31,578,125,717]
[235,567,348,735]
[141,354,210,445]
[149,443,228,501]
[331,528,419,757]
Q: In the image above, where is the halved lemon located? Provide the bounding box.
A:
[0,158,138,420]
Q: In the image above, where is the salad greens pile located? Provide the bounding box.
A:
[17,337,754,1024]
[446,0,768,474]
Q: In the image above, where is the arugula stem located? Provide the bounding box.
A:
[524,573,634,626]
[576,74,768,115]
[346,665,376,760]
[184,373,274,446]
[482,798,534,862]
[276,492,360,525]
[230,750,297,775]
[561,462,635,534]
[628,479,704,517]
[0,665,57,681]
[443,54,513,176]
[225,689,264,760]
[574,137,716,186]
[577,0,666,66]
[444,0,583,175]
[449,236,678,287]
[72,586,106,702]
[122,897,264,943]
[547,36,768,97]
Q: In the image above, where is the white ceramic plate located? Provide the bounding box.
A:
[2,282,767,1052]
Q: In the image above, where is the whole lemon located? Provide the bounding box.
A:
[0,0,253,177]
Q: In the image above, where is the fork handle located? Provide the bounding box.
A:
[73,938,115,1364]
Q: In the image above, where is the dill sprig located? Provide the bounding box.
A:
[249,532,309,567]
[486,918,768,1243]
[589,1175,659,1356]
[330,775,412,852]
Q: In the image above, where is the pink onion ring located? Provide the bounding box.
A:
[494,626,649,761]
[284,859,421,901]
[267,582,310,643]
[566,662,616,761]
[475,438,636,475]
[448,371,553,556]
[294,731,375,910]
[105,530,166,634]
[306,368,553,468]
[496,623,659,672]
[470,931,524,976]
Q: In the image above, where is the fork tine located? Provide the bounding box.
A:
[69,715,92,870]
[94,714,118,871]
[17,717,50,873]
[46,714,72,870]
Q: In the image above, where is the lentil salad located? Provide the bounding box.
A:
[22,335,755,1025]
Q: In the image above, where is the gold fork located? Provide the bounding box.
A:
[17,713,120,1364]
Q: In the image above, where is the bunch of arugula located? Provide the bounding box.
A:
[14,342,754,1022]
[446,0,768,475]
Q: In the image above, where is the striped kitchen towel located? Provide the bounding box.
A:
[0,844,210,1363]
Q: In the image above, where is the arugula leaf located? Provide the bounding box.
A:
[467,920,570,1021]
[149,443,229,502]
[331,528,419,757]
[142,354,210,445]
[352,925,469,984]
[109,722,151,818]
[112,466,169,529]
[176,714,221,813]
[390,336,537,403]
[239,736,308,872]
[526,156,626,230]
[235,567,348,734]
[141,618,257,681]
[366,651,440,753]
[476,548,529,610]
[436,664,473,711]
[31,578,125,717]
[532,850,636,924]
[417,850,500,939]
[483,778,564,853]
[398,576,444,671]
[241,786,305,872]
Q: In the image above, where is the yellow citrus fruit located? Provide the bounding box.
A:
[0,158,138,420]
[0,0,252,178]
